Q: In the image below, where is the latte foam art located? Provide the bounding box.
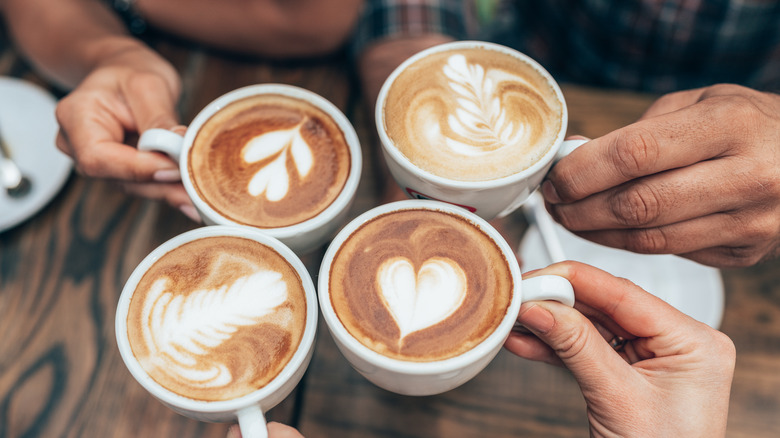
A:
[441,54,527,156]
[242,121,314,201]
[140,269,288,388]
[328,209,513,362]
[127,237,307,401]
[378,257,467,340]
[384,47,562,181]
[189,93,351,228]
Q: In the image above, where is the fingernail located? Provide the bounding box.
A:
[153,168,181,182]
[517,304,554,334]
[541,180,562,204]
[179,204,202,223]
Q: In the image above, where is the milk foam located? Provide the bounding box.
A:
[243,122,314,201]
[384,47,562,181]
[377,257,466,340]
[439,54,527,156]
[140,269,288,388]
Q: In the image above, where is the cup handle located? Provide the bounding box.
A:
[520,274,575,307]
[554,138,589,163]
[137,128,185,162]
[237,405,268,438]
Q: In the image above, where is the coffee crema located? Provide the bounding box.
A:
[190,93,351,228]
[328,209,513,362]
[383,46,562,181]
[126,236,307,401]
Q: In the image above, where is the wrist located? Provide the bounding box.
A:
[87,38,180,93]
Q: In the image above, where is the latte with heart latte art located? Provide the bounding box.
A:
[328,208,513,362]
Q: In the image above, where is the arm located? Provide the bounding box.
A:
[2,0,189,212]
[136,0,363,58]
[3,0,159,88]
[507,261,735,437]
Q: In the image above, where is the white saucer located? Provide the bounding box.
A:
[0,76,72,232]
[518,194,724,329]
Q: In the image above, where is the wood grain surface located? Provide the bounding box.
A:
[1,27,779,438]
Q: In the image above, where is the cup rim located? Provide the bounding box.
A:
[115,225,318,413]
[179,83,362,239]
[317,199,524,375]
[375,40,569,189]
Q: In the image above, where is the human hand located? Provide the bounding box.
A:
[226,422,304,438]
[505,261,735,438]
[542,84,780,267]
[54,43,199,220]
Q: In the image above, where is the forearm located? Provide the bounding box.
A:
[3,0,144,88]
[135,0,363,57]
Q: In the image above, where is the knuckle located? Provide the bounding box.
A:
[125,70,168,91]
[547,164,584,202]
[548,204,576,230]
[711,330,737,362]
[609,184,662,227]
[721,245,762,267]
[553,325,591,361]
[73,153,101,177]
[610,128,661,179]
[708,94,763,135]
[623,227,669,254]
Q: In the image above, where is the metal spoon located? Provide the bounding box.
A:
[0,128,32,198]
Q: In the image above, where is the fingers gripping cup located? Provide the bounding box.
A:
[318,200,574,395]
[376,41,584,220]
[138,84,362,255]
[116,226,318,438]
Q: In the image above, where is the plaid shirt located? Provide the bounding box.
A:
[352,0,780,93]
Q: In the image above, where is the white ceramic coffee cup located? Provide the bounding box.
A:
[138,84,362,255]
[376,40,586,221]
[115,226,318,438]
[317,200,574,396]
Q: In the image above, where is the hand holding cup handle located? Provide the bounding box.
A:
[138,128,186,161]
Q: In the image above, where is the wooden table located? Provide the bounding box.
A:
[1,30,779,438]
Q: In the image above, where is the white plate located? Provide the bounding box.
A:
[0,76,72,232]
[518,194,724,329]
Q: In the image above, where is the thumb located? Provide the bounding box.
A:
[517,301,634,388]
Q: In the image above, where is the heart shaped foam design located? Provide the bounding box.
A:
[377,256,467,339]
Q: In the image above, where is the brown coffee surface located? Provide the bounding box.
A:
[190,93,351,228]
[127,236,307,401]
[329,209,513,362]
[384,46,562,181]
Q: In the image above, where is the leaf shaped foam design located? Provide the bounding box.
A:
[377,257,467,340]
[242,122,314,201]
[141,270,288,387]
[442,54,524,155]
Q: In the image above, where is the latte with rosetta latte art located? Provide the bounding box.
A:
[126,236,307,401]
[383,46,563,181]
[328,208,513,362]
[189,93,351,228]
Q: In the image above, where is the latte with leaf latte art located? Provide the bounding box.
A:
[189,93,351,228]
[126,236,307,401]
[384,46,563,181]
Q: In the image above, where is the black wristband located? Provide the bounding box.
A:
[107,0,147,35]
